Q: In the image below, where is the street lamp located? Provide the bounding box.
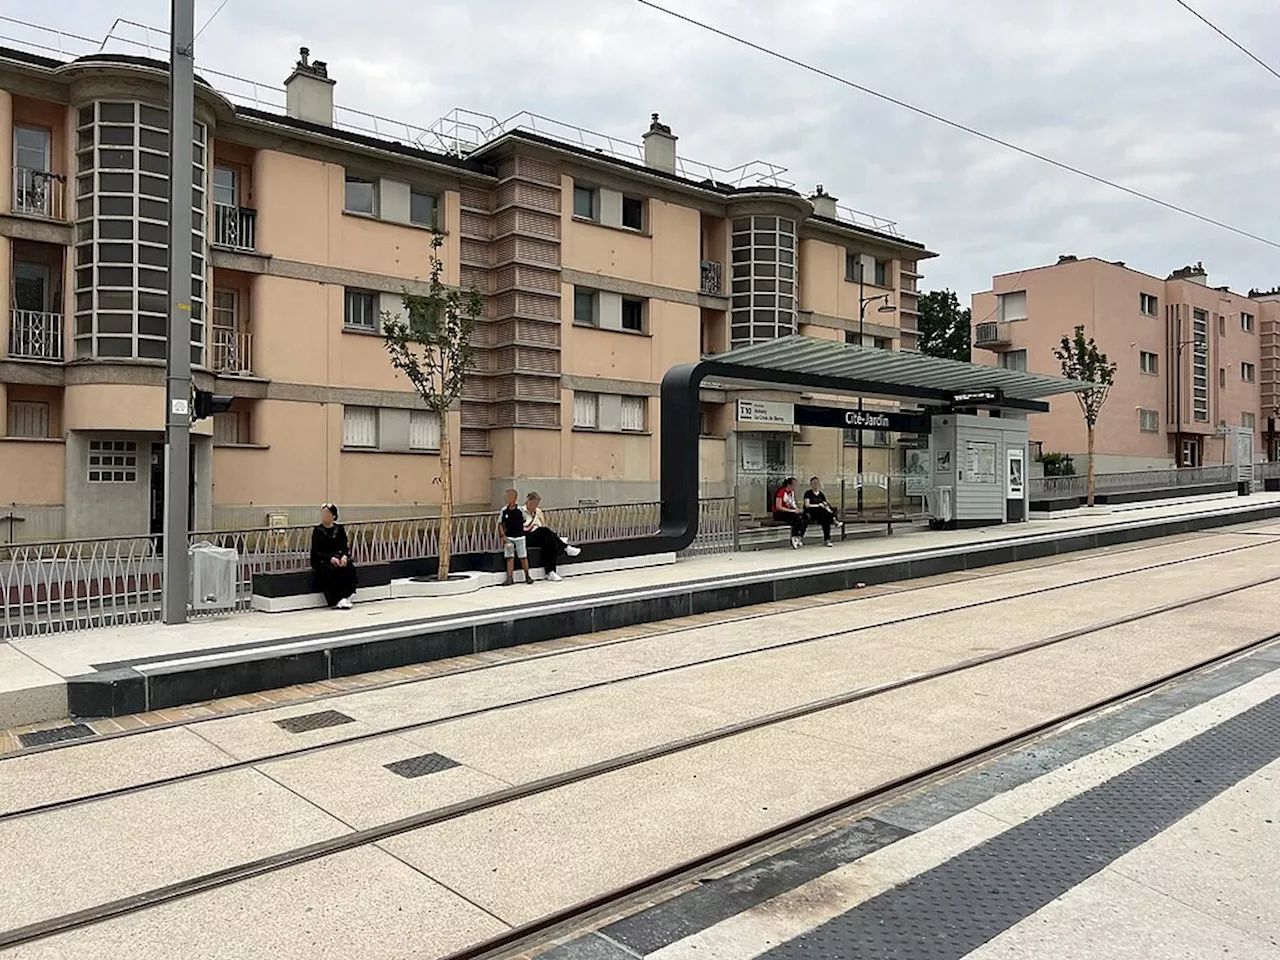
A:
[855,275,896,517]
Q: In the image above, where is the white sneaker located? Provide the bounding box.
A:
[564,544,581,557]
[336,597,353,610]
[547,571,564,582]
[791,537,801,549]
[825,540,835,547]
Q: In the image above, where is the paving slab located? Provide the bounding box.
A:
[0,644,66,728]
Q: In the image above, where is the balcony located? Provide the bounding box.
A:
[8,310,63,361]
[213,204,257,251]
[700,259,723,296]
[11,167,66,222]
[212,328,253,375]
[974,321,1013,350]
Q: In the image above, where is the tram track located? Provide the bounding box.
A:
[2,534,1277,824]
[2,568,1279,951]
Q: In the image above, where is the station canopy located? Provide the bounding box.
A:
[702,335,1096,410]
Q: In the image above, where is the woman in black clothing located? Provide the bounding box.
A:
[311,504,358,609]
[803,476,839,547]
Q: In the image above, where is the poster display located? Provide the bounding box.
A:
[965,440,997,483]
[1007,447,1025,499]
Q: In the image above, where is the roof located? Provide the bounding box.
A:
[702,336,1094,409]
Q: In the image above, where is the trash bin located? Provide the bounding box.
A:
[1238,480,1253,497]
[189,541,239,611]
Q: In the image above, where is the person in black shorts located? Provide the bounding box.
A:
[498,488,534,586]
[804,476,838,547]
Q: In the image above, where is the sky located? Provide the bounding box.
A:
[12,0,1280,302]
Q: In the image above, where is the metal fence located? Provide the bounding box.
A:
[1029,465,1237,500]
[0,499,737,638]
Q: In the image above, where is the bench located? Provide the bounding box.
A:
[250,563,394,613]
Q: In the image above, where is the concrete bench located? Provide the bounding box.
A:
[250,563,393,613]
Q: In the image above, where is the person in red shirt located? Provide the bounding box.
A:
[772,477,807,549]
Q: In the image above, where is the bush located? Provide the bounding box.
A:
[1041,452,1076,476]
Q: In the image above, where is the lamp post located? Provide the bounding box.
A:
[855,274,896,516]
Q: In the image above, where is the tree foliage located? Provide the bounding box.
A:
[382,232,483,579]
[1053,325,1117,506]
[917,289,971,362]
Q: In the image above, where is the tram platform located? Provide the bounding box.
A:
[3,491,1280,728]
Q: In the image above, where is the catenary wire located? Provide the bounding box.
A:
[1172,0,1280,82]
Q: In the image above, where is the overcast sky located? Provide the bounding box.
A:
[17,0,1280,303]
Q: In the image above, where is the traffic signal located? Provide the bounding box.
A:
[192,388,234,422]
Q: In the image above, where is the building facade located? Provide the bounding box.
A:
[973,257,1280,473]
[0,43,933,541]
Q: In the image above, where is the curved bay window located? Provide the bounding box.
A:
[729,215,797,348]
[73,101,207,364]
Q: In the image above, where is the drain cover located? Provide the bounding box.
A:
[385,752,461,779]
[274,710,355,734]
[19,724,95,748]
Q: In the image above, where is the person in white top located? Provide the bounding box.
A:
[523,492,582,582]
[772,477,808,548]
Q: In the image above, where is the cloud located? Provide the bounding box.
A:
[28,0,1280,297]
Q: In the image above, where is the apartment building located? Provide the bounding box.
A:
[0,41,933,541]
[973,257,1280,472]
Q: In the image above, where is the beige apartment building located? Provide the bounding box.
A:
[973,257,1280,473]
[0,42,933,542]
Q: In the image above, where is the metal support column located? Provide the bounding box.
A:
[162,0,196,624]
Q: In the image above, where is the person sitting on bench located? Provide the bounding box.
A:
[311,503,358,609]
[773,477,808,549]
[804,475,839,547]
[523,492,582,582]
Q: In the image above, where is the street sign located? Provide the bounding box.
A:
[794,404,931,434]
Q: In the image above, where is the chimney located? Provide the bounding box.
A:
[642,114,677,174]
[809,185,838,219]
[285,47,335,126]
[1168,261,1208,285]
[1057,254,1078,264]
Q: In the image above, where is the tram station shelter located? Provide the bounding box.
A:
[630,335,1095,555]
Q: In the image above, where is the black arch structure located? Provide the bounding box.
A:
[580,336,1093,560]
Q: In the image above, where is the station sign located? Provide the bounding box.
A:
[794,404,931,434]
[736,399,794,426]
[950,388,1004,407]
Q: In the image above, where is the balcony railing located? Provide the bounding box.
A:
[11,166,66,221]
[8,310,64,361]
[212,328,253,374]
[974,321,1012,348]
[213,203,257,251]
[700,259,723,296]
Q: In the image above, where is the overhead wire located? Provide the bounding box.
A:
[632,0,1280,251]
[1172,0,1280,83]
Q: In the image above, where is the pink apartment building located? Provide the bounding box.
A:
[973,257,1280,473]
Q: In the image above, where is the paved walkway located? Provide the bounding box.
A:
[2,491,1277,730]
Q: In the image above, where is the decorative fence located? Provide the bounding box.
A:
[1029,465,1237,501]
[0,498,737,638]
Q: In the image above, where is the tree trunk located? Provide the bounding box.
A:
[437,423,453,581]
[1086,423,1096,507]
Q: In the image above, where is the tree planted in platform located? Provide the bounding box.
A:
[917,289,972,362]
[382,232,483,579]
[1053,325,1116,507]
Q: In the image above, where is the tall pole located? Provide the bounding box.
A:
[856,276,865,518]
[162,0,195,624]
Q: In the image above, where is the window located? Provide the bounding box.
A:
[873,259,889,288]
[999,350,1027,372]
[573,392,598,429]
[213,409,249,445]
[14,125,51,173]
[573,288,598,325]
[7,401,49,438]
[344,289,377,331]
[1220,368,1227,389]
[87,439,137,483]
[621,395,647,432]
[621,298,644,333]
[1243,412,1257,431]
[573,185,597,220]
[343,406,378,448]
[1242,362,1256,383]
[409,410,441,451]
[1139,409,1160,433]
[873,337,892,351]
[213,165,237,208]
[1242,312,1255,333]
[730,215,798,347]
[410,190,437,229]
[998,291,1028,322]
[1140,293,1158,317]
[1219,315,1226,336]
[1139,351,1158,375]
[344,172,376,215]
[621,196,644,231]
[844,252,863,282]
[1192,309,1209,422]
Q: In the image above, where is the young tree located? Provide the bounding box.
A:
[382,232,483,579]
[1053,325,1117,507]
[917,289,972,362]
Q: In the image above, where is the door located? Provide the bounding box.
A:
[1181,437,1202,468]
[212,289,239,371]
[12,262,50,313]
[213,166,239,246]
[149,443,198,544]
[13,126,51,216]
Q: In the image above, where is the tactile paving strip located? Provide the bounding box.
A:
[384,752,461,779]
[758,692,1280,960]
[274,710,355,734]
[17,724,95,749]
